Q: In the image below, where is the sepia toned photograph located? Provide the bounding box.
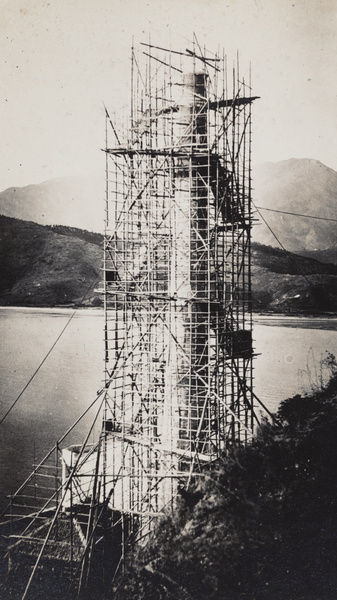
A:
[0,1,336,598]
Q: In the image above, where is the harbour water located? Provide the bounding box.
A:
[1,307,337,510]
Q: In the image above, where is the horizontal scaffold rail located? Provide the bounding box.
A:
[105,147,200,157]
[104,430,213,462]
[209,96,260,109]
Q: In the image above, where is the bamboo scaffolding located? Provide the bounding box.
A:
[0,39,259,599]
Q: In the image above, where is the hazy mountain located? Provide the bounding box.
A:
[1,159,336,311]
[1,215,337,313]
[1,159,336,254]
[253,158,337,252]
[297,247,337,267]
[0,173,104,233]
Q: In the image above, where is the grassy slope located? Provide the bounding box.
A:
[1,215,337,312]
[251,242,337,313]
[0,216,102,306]
[297,247,337,266]
[116,369,337,600]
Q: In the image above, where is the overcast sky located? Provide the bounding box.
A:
[1,0,336,190]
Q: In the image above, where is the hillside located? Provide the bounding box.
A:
[252,242,337,313]
[0,216,102,307]
[253,158,337,251]
[114,372,337,600]
[1,216,337,313]
[0,173,104,233]
[1,159,337,254]
[297,247,337,267]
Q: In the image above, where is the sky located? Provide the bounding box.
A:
[1,0,336,190]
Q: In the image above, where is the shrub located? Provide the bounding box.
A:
[115,374,337,600]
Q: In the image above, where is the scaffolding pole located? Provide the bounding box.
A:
[0,39,259,599]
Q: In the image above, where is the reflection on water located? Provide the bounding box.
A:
[0,308,337,509]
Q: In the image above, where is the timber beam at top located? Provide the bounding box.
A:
[209,96,260,109]
[104,148,204,157]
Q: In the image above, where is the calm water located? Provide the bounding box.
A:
[253,314,337,414]
[1,307,337,510]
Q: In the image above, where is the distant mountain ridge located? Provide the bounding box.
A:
[1,215,337,313]
[0,158,336,253]
[0,173,104,233]
[253,158,337,251]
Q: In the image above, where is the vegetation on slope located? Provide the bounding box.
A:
[251,242,337,313]
[3,361,337,600]
[1,159,336,253]
[115,358,337,600]
[1,215,337,312]
[298,247,337,267]
[0,215,103,306]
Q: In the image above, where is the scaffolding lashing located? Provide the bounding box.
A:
[103,42,258,554]
[0,40,259,599]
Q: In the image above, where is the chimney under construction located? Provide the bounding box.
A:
[1,40,260,599]
[101,41,258,536]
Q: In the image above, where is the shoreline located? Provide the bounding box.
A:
[0,305,103,316]
[1,306,337,330]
